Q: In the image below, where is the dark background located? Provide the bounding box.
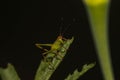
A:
[0,0,120,80]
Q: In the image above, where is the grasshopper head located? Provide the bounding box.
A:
[57,35,63,40]
[57,35,66,41]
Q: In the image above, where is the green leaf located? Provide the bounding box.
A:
[0,63,20,80]
[34,37,74,80]
[65,62,96,80]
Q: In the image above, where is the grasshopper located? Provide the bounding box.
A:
[35,24,71,69]
[35,34,68,69]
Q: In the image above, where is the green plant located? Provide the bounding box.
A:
[0,37,95,80]
[83,0,114,80]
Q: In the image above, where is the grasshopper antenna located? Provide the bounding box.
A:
[58,17,64,36]
[61,24,71,36]
[59,23,63,36]
[58,17,71,37]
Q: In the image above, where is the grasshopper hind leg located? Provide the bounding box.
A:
[42,50,56,70]
[55,46,68,60]
[45,56,55,70]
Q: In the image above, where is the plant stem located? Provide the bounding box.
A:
[83,0,114,80]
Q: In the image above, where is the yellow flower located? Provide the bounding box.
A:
[83,0,109,6]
